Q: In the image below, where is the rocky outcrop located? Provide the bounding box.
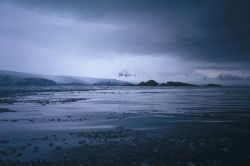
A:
[164,81,196,86]
[138,80,159,86]
[206,84,222,87]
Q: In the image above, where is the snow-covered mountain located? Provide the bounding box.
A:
[0,70,132,86]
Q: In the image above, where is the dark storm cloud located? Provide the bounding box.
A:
[5,0,250,64]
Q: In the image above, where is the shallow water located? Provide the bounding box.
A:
[0,86,250,165]
[1,86,250,114]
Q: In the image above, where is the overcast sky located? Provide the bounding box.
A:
[1,0,250,84]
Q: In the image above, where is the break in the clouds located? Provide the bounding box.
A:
[1,0,250,84]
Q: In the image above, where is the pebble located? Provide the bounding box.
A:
[187,161,196,166]
[222,148,229,152]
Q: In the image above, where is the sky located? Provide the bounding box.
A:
[1,0,250,84]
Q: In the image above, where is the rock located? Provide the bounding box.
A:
[187,161,196,166]
[140,161,151,166]
[222,148,229,152]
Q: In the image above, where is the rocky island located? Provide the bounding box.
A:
[138,80,196,86]
[206,84,223,87]
[164,81,196,86]
[138,80,159,86]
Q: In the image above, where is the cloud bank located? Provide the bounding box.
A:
[1,0,250,84]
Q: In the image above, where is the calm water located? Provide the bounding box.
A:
[1,86,250,164]
[1,86,250,114]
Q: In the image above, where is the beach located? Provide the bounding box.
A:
[0,86,250,165]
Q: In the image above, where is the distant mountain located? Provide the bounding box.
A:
[0,70,132,86]
[43,75,104,85]
[138,80,159,86]
[0,75,56,86]
[206,84,222,87]
[164,81,196,87]
[137,80,196,86]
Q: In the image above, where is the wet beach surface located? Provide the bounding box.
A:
[0,86,250,165]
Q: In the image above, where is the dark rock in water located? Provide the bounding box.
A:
[206,84,222,87]
[160,83,167,86]
[59,98,88,103]
[165,81,196,86]
[49,143,53,147]
[187,161,196,166]
[0,108,16,113]
[138,80,159,86]
[16,153,23,157]
[0,139,9,144]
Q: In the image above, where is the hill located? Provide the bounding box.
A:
[0,70,131,86]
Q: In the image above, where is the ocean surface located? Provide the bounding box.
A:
[0,86,250,165]
[1,86,250,114]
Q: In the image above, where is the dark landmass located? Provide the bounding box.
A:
[137,81,146,86]
[160,83,167,86]
[138,80,196,87]
[138,80,159,86]
[0,70,131,86]
[0,108,16,113]
[165,81,196,86]
[0,76,57,86]
[206,84,223,87]
[0,70,224,87]
[58,83,87,86]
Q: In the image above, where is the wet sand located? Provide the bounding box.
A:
[0,111,250,165]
